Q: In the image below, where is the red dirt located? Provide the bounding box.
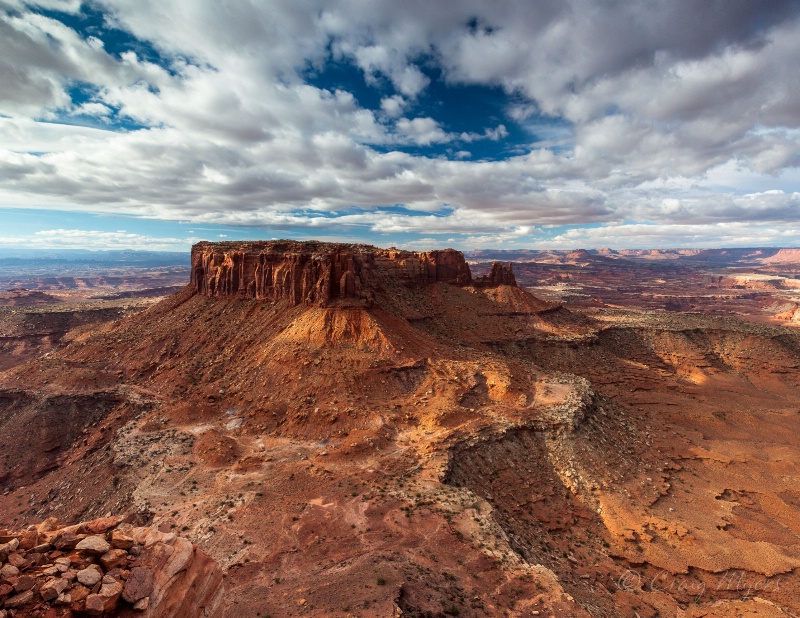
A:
[1,241,800,617]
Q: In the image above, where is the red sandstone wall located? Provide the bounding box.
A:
[189,241,489,306]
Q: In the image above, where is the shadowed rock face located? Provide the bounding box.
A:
[474,261,516,287]
[190,240,501,306]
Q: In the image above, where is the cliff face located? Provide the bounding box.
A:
[190,240,510,306]
[474,261,516,287]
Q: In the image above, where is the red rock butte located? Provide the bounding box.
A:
[190,240,515,306]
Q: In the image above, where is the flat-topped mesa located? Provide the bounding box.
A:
[191,240,496,306]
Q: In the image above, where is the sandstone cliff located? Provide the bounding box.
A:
[190,240,515,306]
[473,261,516,287]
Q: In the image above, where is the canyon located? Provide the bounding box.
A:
[1,241,800,617]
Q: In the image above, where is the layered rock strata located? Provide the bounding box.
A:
[191,240,515,306]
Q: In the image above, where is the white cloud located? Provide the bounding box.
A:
[393,65,429,97]
[72,102,113,117]
[23,0,82,13]
[541,222,800,250]
[0,8,173,118]
[460,125,508,142]
[380,94,406,117]
[0,229,197,250]
[394,117,449,145]
[0,1,799,249]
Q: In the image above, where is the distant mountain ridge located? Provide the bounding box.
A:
[0,249,189,265]
[465,247,800,265]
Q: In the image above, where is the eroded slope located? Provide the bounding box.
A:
[2,241,800,617]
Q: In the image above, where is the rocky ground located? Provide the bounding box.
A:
[1,242,800,617]
[0,286,184,373]
[0,515,222,617]
[468,248,800,328]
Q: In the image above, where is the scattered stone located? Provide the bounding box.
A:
[40,577,69,601]
[31,542,53,553]
[92,579,124,614]
[0,518,221,617]
[3,588,34,608]
[37,517,59,534]
[51,531,80,550]
[54,557,72,570]
[69,583,90,604]
[77,566,103,587]
[122,567,154,603]
[100,548,128,570]
[75,535,111,555]
[85,516,123,534]
[17,529,37,550]
[13,574,36,592]
[110,529,135,550]
[85,593,106,615]
[55,592,71,605]
[1,538,19,554]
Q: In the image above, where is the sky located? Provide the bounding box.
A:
[1,1,800,251]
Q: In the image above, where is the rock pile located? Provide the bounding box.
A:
[0,517,222,617]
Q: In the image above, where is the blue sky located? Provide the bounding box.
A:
[1,1,800,251]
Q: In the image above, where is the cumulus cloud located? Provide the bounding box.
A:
[394,117,449,146]
[0,1,799,249]
[0,229,196,250]
[541,222,800,250]
[380,94,406,118]
[0,8,173,118]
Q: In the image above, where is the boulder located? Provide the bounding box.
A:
[13,573,36,592]
[0,519,222,617]
[40,576,69,601]
[77,566,104,587]
[97,579,124,611]
[3,588,34,608]
[110,529,135,550]
[51,530,81,550]
[69,583,90,604]
[6,553,27,568]
[17,529,37,551]
[100,548,129,570]
[75,535,111,555]
[85,516,124,534]
[85,593,106,615]
[0,539,18,562]
[122,567,154,603]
